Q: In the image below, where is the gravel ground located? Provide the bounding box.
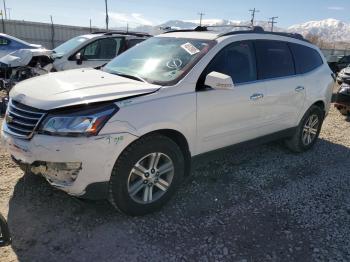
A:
[0,100,349,261]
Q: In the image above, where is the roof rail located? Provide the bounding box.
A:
[162,25,261,34]
[161,25,308,42]
[91,30,152,37]
[219,27,308,42]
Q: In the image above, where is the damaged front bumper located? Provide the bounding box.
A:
[1,128,138,199]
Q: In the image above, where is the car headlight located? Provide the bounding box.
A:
[39,103,118,137]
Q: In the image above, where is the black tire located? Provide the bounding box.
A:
[0,213,11,247]
[285,105,325,153]
[108,134,185,216]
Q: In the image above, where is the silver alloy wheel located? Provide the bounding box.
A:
[302,114,319,146]
[127,152,174,204]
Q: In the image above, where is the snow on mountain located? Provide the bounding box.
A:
[134,18,350,43]
[288,18,350,42]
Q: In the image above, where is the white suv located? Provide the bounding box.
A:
[52,31,151,71]
[1,27,334,215]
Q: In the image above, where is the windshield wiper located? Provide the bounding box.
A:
[113,72,147,83]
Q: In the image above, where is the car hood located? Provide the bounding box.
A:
[10,68,161,110]
[0,48,52,67]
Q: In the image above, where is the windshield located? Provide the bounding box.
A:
[104,37,215,85]
[53,36,89,57]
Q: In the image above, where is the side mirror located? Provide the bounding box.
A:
[204,71,234,90]
[75,52,83,65]
[0,213,11,247]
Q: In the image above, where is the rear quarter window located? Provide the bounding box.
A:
[289,43,323,74]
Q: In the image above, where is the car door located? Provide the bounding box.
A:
[254,40,305,132]
[65,37,123,70]
[196,41,269,154]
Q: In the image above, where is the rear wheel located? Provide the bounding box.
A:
[109,134,185,216]
[285,105,324,153]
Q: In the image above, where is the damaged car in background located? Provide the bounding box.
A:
[0,48,53,115]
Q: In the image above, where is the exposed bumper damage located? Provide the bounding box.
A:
[30,161,82,187]
[1,127,138,199]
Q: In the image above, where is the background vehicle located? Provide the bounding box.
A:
[334,55,350,73]
[335,83,350,116]
[52,31,151,71]
[0,33,42,58]
[1,26,334,216]
[336,66,350,84]
[0,213,11,247]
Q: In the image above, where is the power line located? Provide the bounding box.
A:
[249,8,259,26]
[198,12,205,26]
[268,16,278,32]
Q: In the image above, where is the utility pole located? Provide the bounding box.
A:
[50,15,55,49]
[126,23,129,33]
[105,0,109,31]
[249,8,259,26]
[89,18,92,33]
[198,12,205,26]
[6,7,10,20]
[0,10,5,33]
[3,0,6,20]
[268,16,278,32]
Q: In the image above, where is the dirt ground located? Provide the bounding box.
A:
[0,101,350,261]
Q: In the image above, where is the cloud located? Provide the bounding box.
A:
[327,6,345,11]
[109,12,154,26]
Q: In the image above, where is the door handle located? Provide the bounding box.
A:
[295,86,305,92]
[250,93,264,101]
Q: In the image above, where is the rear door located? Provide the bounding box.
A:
[254,40,306,131]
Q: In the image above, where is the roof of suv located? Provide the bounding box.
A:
[159,26,309,43]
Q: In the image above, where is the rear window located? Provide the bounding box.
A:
[255,40,295,80]
[289,43,323,74]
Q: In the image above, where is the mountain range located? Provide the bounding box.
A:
[133,18,350,43]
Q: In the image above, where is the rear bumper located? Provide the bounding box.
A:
[1,126,138,199]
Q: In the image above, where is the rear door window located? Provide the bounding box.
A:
[255,40,295,80]
[289,43,323,74]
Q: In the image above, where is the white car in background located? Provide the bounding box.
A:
[52,31,151,71]
[1,26,334,216]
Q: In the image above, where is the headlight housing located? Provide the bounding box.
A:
[39,103,118,137]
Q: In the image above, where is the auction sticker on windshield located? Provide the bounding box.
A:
[181,43,200,55]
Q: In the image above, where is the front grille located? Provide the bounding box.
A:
[5,100,46,139]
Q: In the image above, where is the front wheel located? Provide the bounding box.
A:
[109,134,185,216]
[285,105,324,153]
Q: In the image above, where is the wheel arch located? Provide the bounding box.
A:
[142,129,192,177]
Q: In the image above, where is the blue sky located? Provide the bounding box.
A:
[5,0,350,28]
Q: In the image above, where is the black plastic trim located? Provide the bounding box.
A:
[191,127,297,166]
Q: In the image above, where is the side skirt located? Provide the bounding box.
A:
[191,127,297,166]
